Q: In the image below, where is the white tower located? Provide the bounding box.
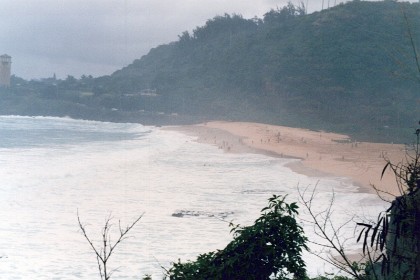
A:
[0,54,12,88]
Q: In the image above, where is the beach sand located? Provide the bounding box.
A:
[168,121,408,197]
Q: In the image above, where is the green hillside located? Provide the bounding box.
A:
[3,0,420,143]
[105,0,420,142]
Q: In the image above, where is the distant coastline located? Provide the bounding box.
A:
[0,111,208,127]
[0,113,408,196]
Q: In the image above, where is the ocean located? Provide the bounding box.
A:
[0,116,386,279]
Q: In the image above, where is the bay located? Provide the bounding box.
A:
[0,116,385,279]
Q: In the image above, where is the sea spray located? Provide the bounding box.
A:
[0,116,386,279]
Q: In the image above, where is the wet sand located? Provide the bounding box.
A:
[167,121,407,197]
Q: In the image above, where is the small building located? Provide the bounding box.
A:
[140,88,158,97]
[0,54,12,88]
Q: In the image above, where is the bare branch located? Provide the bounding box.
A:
[77,210,105,263]
[298,185,365,279]
[77,210,144,280]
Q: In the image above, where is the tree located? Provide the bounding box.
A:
[77,211,143,280]
[263,1,306,24]
[298,124,420,280]
[166,195,308,279]
[358,124,420,279]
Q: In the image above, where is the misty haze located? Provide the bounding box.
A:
[0,0,419,279]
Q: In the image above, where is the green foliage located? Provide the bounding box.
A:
[309,276,355,280]
[263,1,306,24]
[357,124,420,279]
[167,195,308,280]
[3,1,420,143]
[102,1,420,142]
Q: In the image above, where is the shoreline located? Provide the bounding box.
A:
[167,121,407,197]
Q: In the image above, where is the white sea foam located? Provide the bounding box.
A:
[0,116,387,279]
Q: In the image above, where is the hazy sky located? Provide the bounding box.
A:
[1,0,330,80]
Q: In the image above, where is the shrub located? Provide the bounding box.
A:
[167,195,308,280]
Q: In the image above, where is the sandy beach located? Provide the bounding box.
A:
[169,121,408,197]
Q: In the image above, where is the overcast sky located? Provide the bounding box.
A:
[1,0,333,80]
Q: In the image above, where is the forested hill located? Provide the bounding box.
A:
[4,1,419,143]
[104,1,420,142]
